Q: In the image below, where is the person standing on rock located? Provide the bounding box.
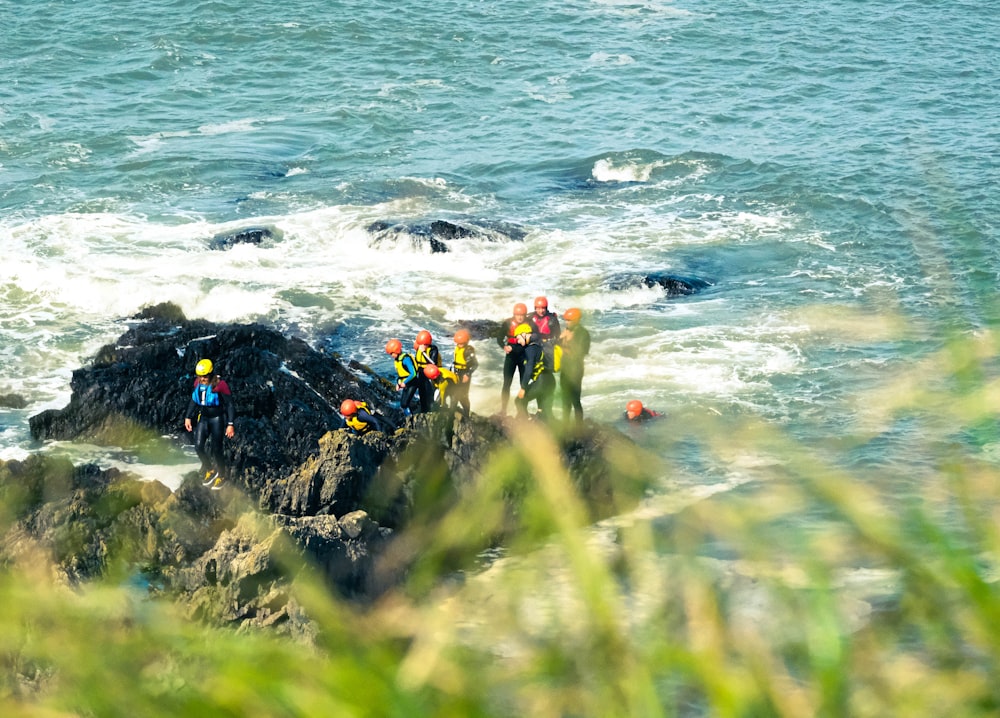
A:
[386,338,420,415]
[451,328,478,417]
[528,296,561,352]
[558,307,591,423]
[514,323,556,421]
[497,302,529,415]
[413,330,441,413]
[184,358,235,490]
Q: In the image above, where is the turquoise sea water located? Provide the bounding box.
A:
[2,0,999,500]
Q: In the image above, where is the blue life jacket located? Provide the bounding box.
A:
[192,384,221,407]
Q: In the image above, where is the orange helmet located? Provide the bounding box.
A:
[415,330,432,346]
[453,329,470,345]
[626,400,644,415]
[513,302,527,316]
[340,399,357,416]
[534,296,548,309]
[563,307,581,322]
[423,364,440,380]
[385,339,402,355]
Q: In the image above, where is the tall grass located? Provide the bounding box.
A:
[3,330,1000,717]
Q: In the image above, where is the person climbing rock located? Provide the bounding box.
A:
[340,398,382,435]
[423,364,459,411]
[386,338,420,415]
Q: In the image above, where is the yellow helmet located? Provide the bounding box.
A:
[195,359,214,376]
[513,323,533,337]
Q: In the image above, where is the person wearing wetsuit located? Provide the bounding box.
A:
[341,399,382,435]
[386,338,420,415]
[624,400,661,423]
[184,358,236,489]
[528,295,561,353]
[497,302,528,415]
[451,328,478,417]
[423,364,459,411]
[559,307,591,423]
[514,323,556,421]
[413,330,441,413]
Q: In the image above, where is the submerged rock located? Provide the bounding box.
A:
[604,271,713,296]
[366,218,527,253]
[209,225,282,250]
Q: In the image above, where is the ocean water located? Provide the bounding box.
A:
[2,0,998,503]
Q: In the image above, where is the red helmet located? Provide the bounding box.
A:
[385,339,402,355]
[513,302,527,316]
[534,296,548,309]
[563,307,581,322]
[415,330,432,346]
[423,364,440,380]
[340,399,357,416]
[453,329,470,345]
[626,400,644,415]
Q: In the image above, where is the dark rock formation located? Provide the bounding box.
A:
[15,304,658,633]
[604,271,713,296]
[29,302,401,492]
[0,393,27,409]
[366,218,526,253]
[209,225,282,250]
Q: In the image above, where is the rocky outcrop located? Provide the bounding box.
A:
[366,218,527,253]
[604,271,712,296]
[12,304,658,634]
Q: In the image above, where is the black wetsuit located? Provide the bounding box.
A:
[515,341,556,420]
[497,316,526,414]
[186,378,235,478]
[560,324,591,422]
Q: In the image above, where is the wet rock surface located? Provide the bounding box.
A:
[7,303,656,634]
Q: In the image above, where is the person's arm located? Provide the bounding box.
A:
[466,346,478,375]
[401,355,418,384]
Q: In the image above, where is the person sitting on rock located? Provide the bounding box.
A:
[423,363,459,411]
[386,338,420,415]
[451,328,478,417]
[184,358,236,490]
[413,330,441,413]
[514,323,556,421]
[624,400,661,423]
[340,399,382,435]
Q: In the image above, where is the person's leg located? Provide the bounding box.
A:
[500,355,516,414]
[193,420,212,473]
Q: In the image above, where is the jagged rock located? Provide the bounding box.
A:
[604,271,712,296]
[29,302,403,496]
[15,308,660,632]
[366,218,526,253]
[209,225,281,250]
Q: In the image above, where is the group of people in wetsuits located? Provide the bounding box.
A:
[184,299,655,488]
[375,296,592,428]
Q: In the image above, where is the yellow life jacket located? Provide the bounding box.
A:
[453,345,472,372]
[553,344,562,373]
[345,401,375,434]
